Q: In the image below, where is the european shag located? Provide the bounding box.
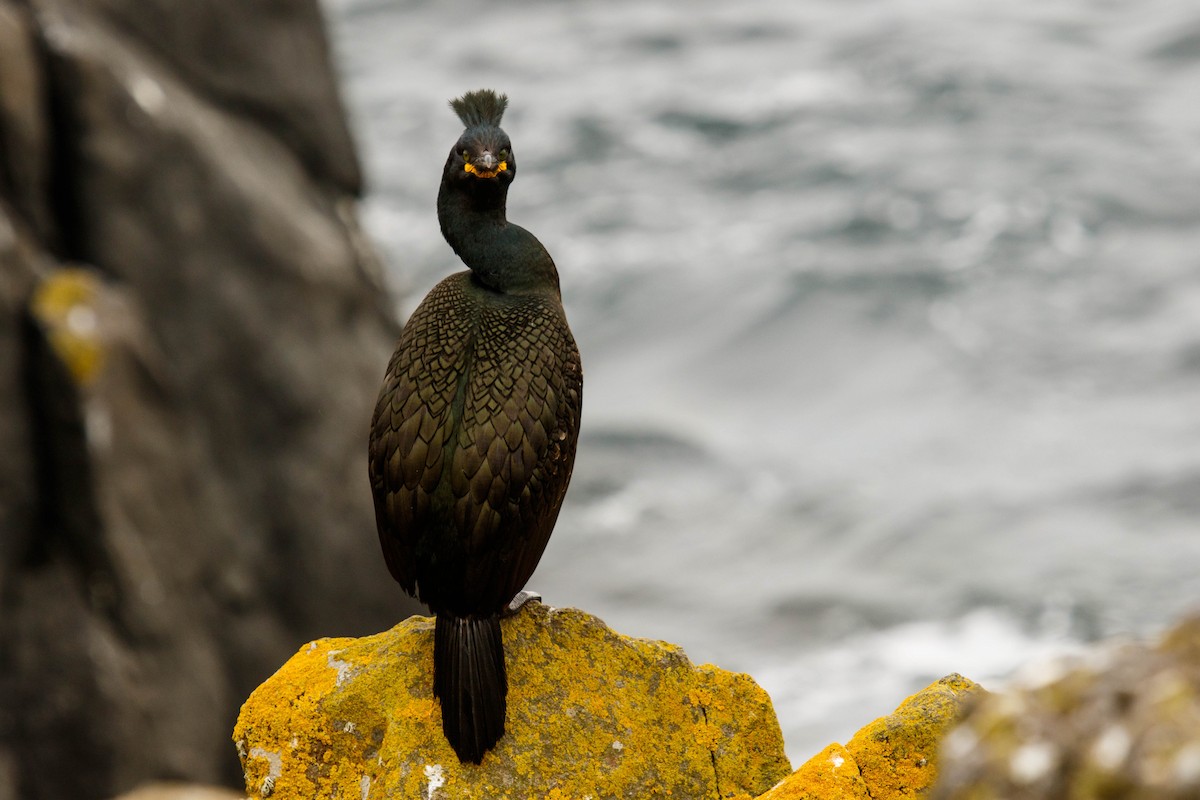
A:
[368,89,582,763]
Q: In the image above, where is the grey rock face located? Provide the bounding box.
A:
[0,1,414,798]
[72,0,363,193]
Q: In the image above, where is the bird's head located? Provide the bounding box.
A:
[443,89,515,191]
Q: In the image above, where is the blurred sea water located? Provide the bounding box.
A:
[324,0,1200,760]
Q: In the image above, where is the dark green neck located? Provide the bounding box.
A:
[437,181,560,296]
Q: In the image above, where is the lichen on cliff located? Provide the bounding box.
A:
[758,673,985,800]
[30,268,108,386]
[234,602,791,799]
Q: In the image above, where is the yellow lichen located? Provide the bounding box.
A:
[695,720,723,750]
[234,604,791,799]
[757,742,871,800]
[843,674,985,799]
[29,268,107,385]
[233,636,358,799]
[756,675,984,800]
[694,665,792,797]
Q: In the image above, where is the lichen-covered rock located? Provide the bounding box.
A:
[931,615,1200,800]
[234,602,792,799]
[28,269,110,385]
[756,743,871,800]
[846,673,985,798]
[757,674,984,800]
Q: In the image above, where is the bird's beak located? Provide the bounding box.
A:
[464,151,507,179]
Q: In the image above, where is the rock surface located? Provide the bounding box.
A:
[758,674,984,800]
[932,615,1200,799]
[0,1,415,798]
[234,602,793,800]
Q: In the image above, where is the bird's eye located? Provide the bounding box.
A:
[462,150,470,162]
[499,149,509,160]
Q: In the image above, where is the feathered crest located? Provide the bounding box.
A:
[450,89,509,129]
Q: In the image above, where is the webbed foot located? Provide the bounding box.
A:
[504,590,542,617]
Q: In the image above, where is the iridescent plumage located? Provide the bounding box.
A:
[368,90,581,763]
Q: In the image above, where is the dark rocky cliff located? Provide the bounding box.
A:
[0,1,416,797]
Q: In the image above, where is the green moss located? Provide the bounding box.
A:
[234,604,791,799]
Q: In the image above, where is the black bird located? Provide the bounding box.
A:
[368,90,582,763]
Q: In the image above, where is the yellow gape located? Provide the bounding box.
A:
[463,161,508,179]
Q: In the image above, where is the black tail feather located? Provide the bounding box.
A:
[433,613,507,763]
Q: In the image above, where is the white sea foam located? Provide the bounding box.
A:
[756,608,1085,762]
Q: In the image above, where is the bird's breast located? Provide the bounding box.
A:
[379,273,571,534]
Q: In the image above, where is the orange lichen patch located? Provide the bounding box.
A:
[694,719,723,751]
[844,674,985,799]
[29,268,107,385]
[234,603,791,799]
[756,743,871,800]
[695,665,792,797]
[755,674,983,800]
[233,635,357,799]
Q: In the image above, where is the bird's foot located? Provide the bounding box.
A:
[503,590,542,617]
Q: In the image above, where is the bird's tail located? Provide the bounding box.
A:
[433,612,507,763]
